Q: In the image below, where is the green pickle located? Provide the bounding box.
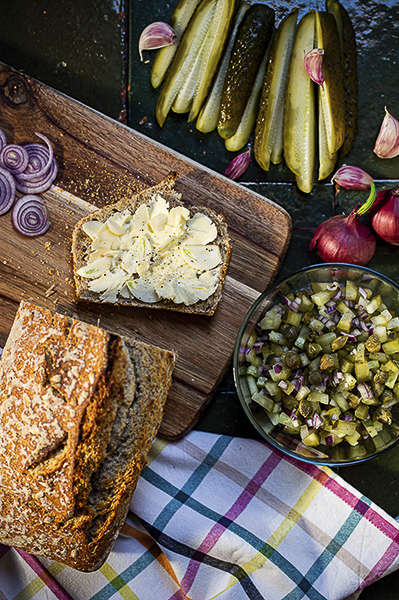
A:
[156,0,236,127]
[326,0,359,157]
[217,3,275,140]
[196,0,250,134]
[151,0,202,89]
[188,0,236,122]
[224,36,273,152]
[156,0,217,127]
[315,11,346,157]
[283,10,316,194]
[254,8,299,171]
[243,279,399,455]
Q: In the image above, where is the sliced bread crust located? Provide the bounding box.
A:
[71,172,231,315]
[0,301,176,571]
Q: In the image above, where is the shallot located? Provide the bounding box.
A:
[304,48,324,88]
[0,144,29,175]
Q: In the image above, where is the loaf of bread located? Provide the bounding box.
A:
[0,300,176,571]
[71,172,231,315]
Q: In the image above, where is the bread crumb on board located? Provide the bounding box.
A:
[65,156,146,207]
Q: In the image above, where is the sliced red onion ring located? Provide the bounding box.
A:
[0,129,7,152]
[15,157,58,194]
[0,166,16,215]
[18,133,54,180]
[12,194,50,237]
[18,143,51,180]
[0,144,29,175]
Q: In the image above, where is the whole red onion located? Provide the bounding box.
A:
[369,185,399,245]
[309,209,376,265]
[309,183,377,266]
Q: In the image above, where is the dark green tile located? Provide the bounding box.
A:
[0,0,126,121]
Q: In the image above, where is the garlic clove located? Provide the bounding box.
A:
[139,22,176,62]
[304,48,324,88]
[373,107,399,159]
[223,147,251,180]
[332,165,373,190]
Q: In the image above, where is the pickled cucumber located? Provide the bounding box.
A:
[170,0,236,120]
[254,8,298,171]
[188,0,236,123]
[196,0,250,134]
[217,3,275,140]
[225,34,273,152]
[172,47,204,113]
[315,11,346,157]
[283,10,316,194]
[318,93,337,180]
[242,279,399,453]
[151,0,202,89]
[326,0,358,157]
[156,0,217,127]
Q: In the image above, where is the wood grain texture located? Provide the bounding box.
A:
[0,62,292,438]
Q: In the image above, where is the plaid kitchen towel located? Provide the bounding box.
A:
[1,431,399,600]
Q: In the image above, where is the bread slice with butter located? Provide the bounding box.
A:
[71,172,231,315]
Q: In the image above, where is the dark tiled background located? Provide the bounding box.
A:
[0,1,398,597]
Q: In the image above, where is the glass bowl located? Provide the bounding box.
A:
[233,263,399,466]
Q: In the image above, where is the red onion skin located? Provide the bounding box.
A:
[369,186,399,246]
[309,210,376,266]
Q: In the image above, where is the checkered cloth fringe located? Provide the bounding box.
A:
[2,430,399,600]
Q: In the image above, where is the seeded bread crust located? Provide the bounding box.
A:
[71,172,232,316]
[0,301,176,571]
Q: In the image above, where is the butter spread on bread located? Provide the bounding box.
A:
[0,300,176,571]
[72,173,231,315]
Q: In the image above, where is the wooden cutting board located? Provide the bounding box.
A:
[0,62,292,438]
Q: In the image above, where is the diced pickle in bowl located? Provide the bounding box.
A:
[233,264,399,466]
